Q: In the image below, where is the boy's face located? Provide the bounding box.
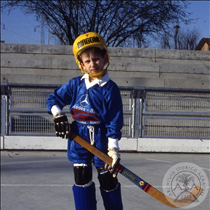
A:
[80,51,108,77]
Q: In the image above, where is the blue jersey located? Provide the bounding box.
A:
[47,73,123,167]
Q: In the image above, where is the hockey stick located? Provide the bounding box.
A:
[69,131,202,208]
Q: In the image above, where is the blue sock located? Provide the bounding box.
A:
[73,182,97,210]
[100,183,123,210]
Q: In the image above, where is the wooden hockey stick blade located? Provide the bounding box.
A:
[69,131,203,208]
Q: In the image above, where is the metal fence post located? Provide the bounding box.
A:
[1,84,9,135]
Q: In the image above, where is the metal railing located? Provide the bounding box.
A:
[142,90,210,138]
[1,83,210,139]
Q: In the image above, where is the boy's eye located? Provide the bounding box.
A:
[93,58,99,62]
[84,58,99,64]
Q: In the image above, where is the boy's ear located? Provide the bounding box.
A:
[80,62,84,68]
[79,62,86,72]
[104,54,108,64]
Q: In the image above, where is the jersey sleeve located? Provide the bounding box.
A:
[104,82,124,140]
[46,80,74,114]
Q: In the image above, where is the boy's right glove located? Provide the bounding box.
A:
[105,148,121,177]
[54,113,70,139]
[107,148,120,168]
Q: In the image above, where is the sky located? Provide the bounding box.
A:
[1,1,210,47]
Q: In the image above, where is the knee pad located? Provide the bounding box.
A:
[74,163,92,186]
[97,168,118,191]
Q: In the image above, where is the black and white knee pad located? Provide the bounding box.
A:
[97,168,118,191]
[73,163,92,186]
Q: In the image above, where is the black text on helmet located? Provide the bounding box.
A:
[77,36,100,49]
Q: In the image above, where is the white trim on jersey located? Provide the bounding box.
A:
[108,137,119,149]
[51,105,62,117]
[81,72,110,89]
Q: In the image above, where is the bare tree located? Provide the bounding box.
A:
[159,31,172,49]
[1,0,194,47]
[158,27,201,50]
[177,27,201,50]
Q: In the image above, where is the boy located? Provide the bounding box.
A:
[47,32,123,210]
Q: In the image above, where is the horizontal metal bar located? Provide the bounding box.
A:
[1,83,210,93]
[1,83,60,88]
[142,111,210,117]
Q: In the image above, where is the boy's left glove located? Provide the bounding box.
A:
[54,113,70,139]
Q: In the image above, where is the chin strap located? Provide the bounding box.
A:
[82,62,110,79]
[89,68,107,78]
[84,68,108,87]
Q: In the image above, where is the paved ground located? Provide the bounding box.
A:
[1,150,210,210]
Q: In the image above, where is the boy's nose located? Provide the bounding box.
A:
[91,60,97,67]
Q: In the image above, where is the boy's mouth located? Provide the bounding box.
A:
[91,68,99,72]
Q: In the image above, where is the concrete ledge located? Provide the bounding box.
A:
[2,136,138,151]
[138,138,210,153]
[3,136,68,150]
[1,136,210,153]
[119,138,137,151]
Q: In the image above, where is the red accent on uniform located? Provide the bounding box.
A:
[71,108,100,122]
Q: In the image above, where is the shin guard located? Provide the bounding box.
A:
[72,182,97,210]
[100,183,123,210]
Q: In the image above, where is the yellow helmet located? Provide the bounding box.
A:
[73,32,109,74]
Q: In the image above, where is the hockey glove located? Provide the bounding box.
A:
[54,113,70,139]
[105,148,120,177]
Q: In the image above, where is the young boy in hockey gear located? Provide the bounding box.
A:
[47,32,123,210]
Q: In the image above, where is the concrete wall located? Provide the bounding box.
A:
[1,43,210,89]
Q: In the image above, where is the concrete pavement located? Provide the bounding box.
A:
[1,151,210,210]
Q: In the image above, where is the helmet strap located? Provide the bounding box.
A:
[88,68,107,78]
[81,62,110,79]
